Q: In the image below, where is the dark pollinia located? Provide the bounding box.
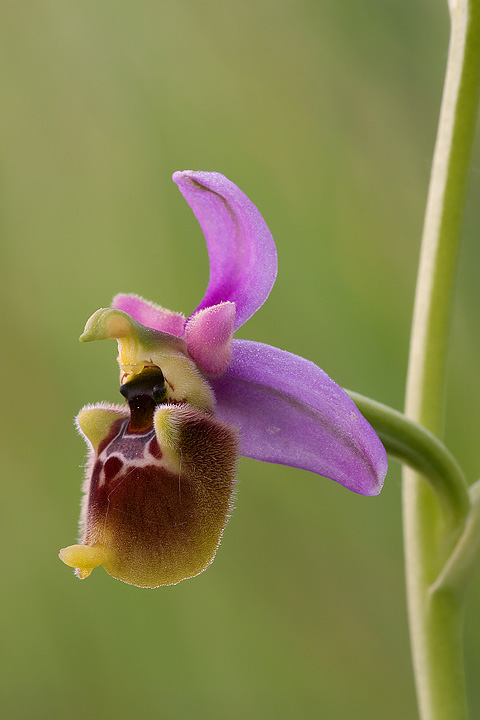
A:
[120,366,168,432]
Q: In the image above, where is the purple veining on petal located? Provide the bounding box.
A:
[185,301,236,377]
[210,339,388,496]
[112,293,186,337]
[172,171,277,330]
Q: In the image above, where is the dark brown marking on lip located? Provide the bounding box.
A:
[104,456,124,484]
[148,436,162,459]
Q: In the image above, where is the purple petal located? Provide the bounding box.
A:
[185,302,235,377]
[210,340,387,495]
[112,294,185,337]
[172,171,277,330]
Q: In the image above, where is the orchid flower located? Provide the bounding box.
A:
[59,171,388,588]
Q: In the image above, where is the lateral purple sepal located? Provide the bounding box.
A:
[210,339,387,496]
[172,171,277,330]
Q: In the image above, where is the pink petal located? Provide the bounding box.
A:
[112,294,185,337]
[185,302,236,377]
[173,171,277,330]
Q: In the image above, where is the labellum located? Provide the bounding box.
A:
[60,313,238,588]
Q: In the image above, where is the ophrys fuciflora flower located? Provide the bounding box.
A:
[59,171,387,587]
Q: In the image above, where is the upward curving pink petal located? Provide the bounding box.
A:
[173,171,277,330]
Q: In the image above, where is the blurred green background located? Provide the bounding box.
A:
[2,1,480,718]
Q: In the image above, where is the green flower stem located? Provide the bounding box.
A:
[345,391,469,529]
[403,1,480,719]
[432,480,480,597]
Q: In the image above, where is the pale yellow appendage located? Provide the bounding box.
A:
[154,406,182,475]
[77,407,127,454]
[59,544,105,579]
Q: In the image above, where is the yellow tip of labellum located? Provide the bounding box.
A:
[59,544,105,579]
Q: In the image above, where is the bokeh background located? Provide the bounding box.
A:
[2,1,480,718]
